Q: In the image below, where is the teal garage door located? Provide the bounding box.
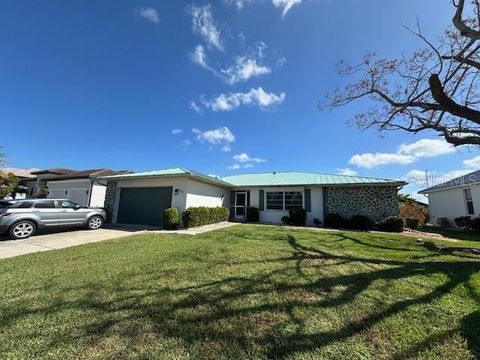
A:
[117,187,173,227]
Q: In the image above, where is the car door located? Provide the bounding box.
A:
[57,200,86,225]
[32,200,62,226]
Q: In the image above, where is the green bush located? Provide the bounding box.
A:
[182,207,230,228]
[348,215,372,231]
[470,217,480,232]
[454,216,472,229]
[288,208,307,226]
[405,217,420,230]
[437,217,452,229]
[163,208,180,230]
[281,215,290,225]
[313,218,322,227]
[325,213,347,228]
[246,207,259,222]
[376,216,405,233]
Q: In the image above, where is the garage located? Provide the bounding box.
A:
[117,187,173,226]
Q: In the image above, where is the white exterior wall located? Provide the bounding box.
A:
[90,182,107,208]
[185,179,228,208]
[428,185,479,224]
[46,179,91,207]
[237,186,324,226]
[111,177,188,223]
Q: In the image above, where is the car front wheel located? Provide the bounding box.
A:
[9,221,36,239]
[86,216,103,230]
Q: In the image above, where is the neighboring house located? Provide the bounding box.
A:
[27,168,130,207]
[1,168,39,199]
[419,170,480,225]
[101,168,405,227]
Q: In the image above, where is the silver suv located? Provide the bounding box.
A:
[0,199,107,239]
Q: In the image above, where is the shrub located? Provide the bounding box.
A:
[182,207,230,228]
[246,207,259,222]
[313,218,322,227]
[377,216,405,233]
[163,208,179,230]
[348,215,372,231]
[405,217,420,230]
[437,217,452,229]
[281,216,290,225]
[454,216,472,229]
[399,202,428,226]
[288,208,307,226]
[470,217,480,232]
[325,213,346,228]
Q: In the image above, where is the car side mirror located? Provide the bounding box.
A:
[74,205,81,210]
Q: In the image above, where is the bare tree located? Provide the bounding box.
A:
[325,0,480,146]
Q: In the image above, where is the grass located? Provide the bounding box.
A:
[0,224,479,359]
[421,225,480,242]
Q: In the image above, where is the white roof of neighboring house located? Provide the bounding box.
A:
[1,168,40,178]
[418,170,480,194]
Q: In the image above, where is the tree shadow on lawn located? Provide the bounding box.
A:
[1,232,480,359]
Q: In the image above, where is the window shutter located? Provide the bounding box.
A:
[247,190,251,207]
[259,190,264,211]
[305,189,311,212]
[230,191,235,206]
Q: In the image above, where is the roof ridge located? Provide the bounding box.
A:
[222,170,392,181]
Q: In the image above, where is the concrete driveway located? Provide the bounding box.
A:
[0,227,138,260]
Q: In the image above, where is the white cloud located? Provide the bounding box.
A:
[349,153,415,169]
[228,152,266,170]
[233,153,266,163]
[188,4,223,51]
[463,155,480,169]
[189,100,203,114]
[135,7,159,24]
[224,0,251,10]
[221,43,270,84]
[337,168,358,176]
[272,0,303,18]
[181,139,192,147]
[403,169,471,188]
[199,87,286,112]
[172,128,183,135]
[349,138,456,169]
[189,45,219,76]
[192,127,235,150]
[398,139,455,158]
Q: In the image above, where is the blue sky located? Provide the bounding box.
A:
[2,0,479,198]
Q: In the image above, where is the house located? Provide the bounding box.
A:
[101,168,405,227]
[419,170,480,225]
[0,168,39,199]
[27,168,130,207]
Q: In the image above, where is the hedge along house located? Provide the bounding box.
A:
[101,168,405,227]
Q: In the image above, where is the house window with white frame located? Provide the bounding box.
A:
[266,191,303,210]
[464,188,475,215]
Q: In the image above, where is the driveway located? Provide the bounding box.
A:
[0,227,138,260]
[0,222,239,260]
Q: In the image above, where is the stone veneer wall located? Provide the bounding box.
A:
[323,185,399,222]
[104,181,117,223]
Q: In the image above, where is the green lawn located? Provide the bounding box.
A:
[421,225,480,243]
[1,225,479,359]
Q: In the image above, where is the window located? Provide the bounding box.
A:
[58,200,78,209]
[266,192,284,210]
[0,201,13,209]
[266,191,303,210]
[11,201,34,209]
[34,201,56,209]
[464,189,475,215]
[285,192,303,210]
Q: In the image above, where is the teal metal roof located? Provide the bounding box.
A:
[221,172,404,187]
[101,168,404,188]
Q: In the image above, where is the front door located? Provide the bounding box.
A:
[235,192,247,219]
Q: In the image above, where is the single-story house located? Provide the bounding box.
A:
[27,168,130,207]
[101,168,405,227]
[419,169,480,225]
